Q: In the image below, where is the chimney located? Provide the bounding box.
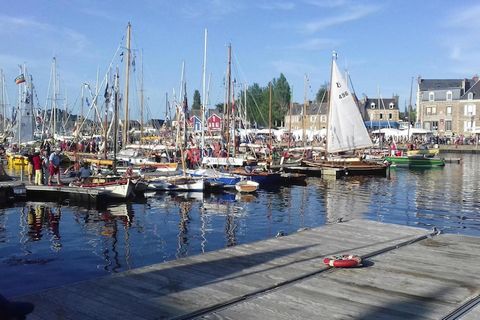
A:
[473,74,479,83]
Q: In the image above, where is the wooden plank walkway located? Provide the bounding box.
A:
[16,220,480,319]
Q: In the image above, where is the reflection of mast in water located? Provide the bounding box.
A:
[100,203,134,272]
[176,201,192,258]
[200,206,207,253]
[299,185,307,227]
[46,205,62,251]
[225,202,237,247]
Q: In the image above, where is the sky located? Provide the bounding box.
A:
[1,0,479,120]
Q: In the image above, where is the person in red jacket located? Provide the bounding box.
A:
[32,149,43,185]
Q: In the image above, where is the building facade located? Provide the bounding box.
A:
[283,102,328,131]
[362,95,400,123]
[416,77,480,136]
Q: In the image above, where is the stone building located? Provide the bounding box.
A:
[283,102,328,131]
[361,95,400,123]
[416,77,479,136]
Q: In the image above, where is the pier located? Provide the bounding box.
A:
[18,220,480,319]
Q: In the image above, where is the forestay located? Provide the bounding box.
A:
[326,58,373,153]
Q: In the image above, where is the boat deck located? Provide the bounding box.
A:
[17,220,480,319]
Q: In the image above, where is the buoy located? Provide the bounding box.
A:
[323,255,361,268]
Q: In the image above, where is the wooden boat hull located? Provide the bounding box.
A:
[406,149,439,157]
[385,156,445,167]
[75,179,133,199]
[280,173,307,185]
[235,181,259,193]
[302,160,388,176]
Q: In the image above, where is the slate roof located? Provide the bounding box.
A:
[461,80,480,100]
[364,98,398,110]
[419,79,470,91]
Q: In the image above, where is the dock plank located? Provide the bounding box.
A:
[205,233,480,320]
[18,220,456,320]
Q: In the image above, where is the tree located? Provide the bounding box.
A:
[272,73,291,125]
[315,83,329,103]
[192,90,201,110]
[215,102,224,114]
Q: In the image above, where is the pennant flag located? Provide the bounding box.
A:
[15,74,25,84]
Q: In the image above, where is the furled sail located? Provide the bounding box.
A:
[326,58,373,153]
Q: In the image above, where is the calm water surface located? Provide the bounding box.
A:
[1,154,479,297]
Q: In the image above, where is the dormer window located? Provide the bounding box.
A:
[468,92,474,100]
[370,102,376,109]
[389,103,394,109]
[446,91,452,101]
[429,92,435,101]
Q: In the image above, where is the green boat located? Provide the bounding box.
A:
[385,156,445,167]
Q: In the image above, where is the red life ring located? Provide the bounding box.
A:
[323,255,361,268]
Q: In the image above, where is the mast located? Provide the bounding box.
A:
[0,69,4,133]
[201,28,207,158]
[123,22,132,147]
[225,43,232,155]
[140,49,144,143]
[269,82,273,150]
[244,83,247,129]
[288,87,293,152]
[408,76,414,141]
[17,65,23,146]
[325,52,336,157]
[113,68,119,172]
[302,74,307,150]
[52,57,57,139]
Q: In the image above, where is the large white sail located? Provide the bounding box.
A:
[326,58,373,153]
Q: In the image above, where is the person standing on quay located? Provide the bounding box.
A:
[32,149,42,185]
[48,149,62,186]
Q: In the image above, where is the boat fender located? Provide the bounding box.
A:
[323,255,361,268]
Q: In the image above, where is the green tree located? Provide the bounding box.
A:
[215,102,224,114]
[192,90,201,110]
[272,73,291,125]
[315,83,329,103]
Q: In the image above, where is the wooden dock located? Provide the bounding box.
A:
[16,220,480,319]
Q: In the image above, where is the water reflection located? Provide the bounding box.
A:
[1,155,480,297]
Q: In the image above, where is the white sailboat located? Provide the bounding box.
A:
[303,53,387,176]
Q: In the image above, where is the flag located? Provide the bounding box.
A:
[15,74,25,84]
[104,82,110,103]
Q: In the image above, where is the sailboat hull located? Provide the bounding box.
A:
[302,160,388,177]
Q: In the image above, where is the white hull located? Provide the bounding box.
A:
[235,180,259,193]
[90,180,133,199]
[148,177,204,191]
[202,157,245,167]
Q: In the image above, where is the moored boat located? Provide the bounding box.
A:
[235,180,259,193]
[384,156,445,167]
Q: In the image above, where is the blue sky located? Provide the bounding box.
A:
[1,0,479,120]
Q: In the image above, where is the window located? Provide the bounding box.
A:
[389,113,392,119]
[431,106,437,115]
[445,120,452,131]
[432,121,439,130]
[464,120,476,131]
[423,122,431,130]
[468,92,474,100]
[370,102,376,109]
[310,116,316,122]
[446,106,452,115]
[446,91,453,101]
[321,115,327,122]
[379,113,383,119]
[464,104,476,116]
[389,103,394,109]
[429,92,435,101]
[426,107,432,115]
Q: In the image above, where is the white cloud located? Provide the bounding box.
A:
[300,4,380,33]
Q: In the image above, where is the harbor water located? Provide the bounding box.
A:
[1,154,479,297]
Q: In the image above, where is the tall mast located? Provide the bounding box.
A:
[52,57,57,139]
[113,67,119,172]
[140,49,144,143]
[0,69,4,133]
[325,52,336,157]
[408,76,414,140]
[201,28,207,158]
[269,82,273,150]
[288,87,293,152]
[302,74,307,150]
[225,43,232,155]
[244,83,247,129]
[123,22,132,147]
